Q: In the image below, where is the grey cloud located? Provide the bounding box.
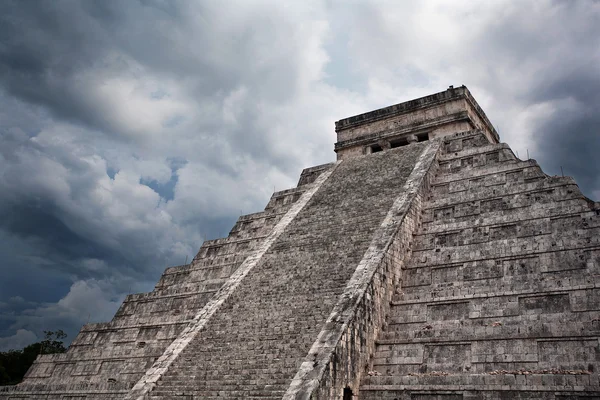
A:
[476,1,600,197]
[0,329,38,352]
[0,279,128,351]
[0,1,311,143]
[535,105,600,196]
[0,0,337,349]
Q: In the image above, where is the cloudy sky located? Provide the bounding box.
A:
[0,0,599,350]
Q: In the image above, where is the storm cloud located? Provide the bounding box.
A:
[0,0,598,349]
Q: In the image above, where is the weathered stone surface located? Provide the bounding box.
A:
[1,87,598,400]
[361,131,600,400]
[334,86,499,160]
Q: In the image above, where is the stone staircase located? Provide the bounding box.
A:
[144,141,431,399]
[360,131,600,399]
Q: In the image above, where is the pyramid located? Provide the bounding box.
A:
[2,86,599,399]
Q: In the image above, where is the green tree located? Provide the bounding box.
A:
[0,330,67,385]
[39,330,67,354]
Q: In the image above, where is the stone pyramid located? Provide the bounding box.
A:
[2,86,599,400]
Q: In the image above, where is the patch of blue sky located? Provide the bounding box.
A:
[139,157,187,202]
[322,33,368,94]
[163,115,185,128]
[106,166,118,180]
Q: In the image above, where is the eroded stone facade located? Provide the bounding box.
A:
[1,87,598,399]
[360,131,600,400]
[334,86,499,160]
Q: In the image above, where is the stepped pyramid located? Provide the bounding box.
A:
[2,86,599,400]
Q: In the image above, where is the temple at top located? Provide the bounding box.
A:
[1,86,598,400]
[334,85,499,159]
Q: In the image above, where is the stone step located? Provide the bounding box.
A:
[413,212,597,251]
[441,130,495,154]
[439,141,512,161]
[193,241,263,261]
[379,314,599,344]
[191,256,248,268]
[409,232,600,270]
[428,167,572,207]
[398,267,599,304]
[360,373,600,392]
[121,285,222,306]
[425,177,580,212]
[297,162,335,186]
[151,284,224,298]
[153,381,290,390]
[419,205,597,235]
[435,146,516,177]
[431,158,537,188]
[150,382,289,398]
[63,343,167,358]
[151,395,284,400]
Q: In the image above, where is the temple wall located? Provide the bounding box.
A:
[336,99,467,143]
[334,87,500,160]
[360,131,600,399]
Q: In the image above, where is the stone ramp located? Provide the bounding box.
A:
[360,131,600,399]
[143,142,431,399]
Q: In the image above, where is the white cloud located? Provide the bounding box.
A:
[0,329,38,352]
[2,280,126,349]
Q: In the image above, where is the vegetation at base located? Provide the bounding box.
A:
[0,330,67,385]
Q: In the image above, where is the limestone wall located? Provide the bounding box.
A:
[334,87,500,160]
[336,99,467,143]
[360,131,600,399]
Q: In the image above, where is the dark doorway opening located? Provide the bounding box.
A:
[417,132,430,142]
[343,387,353,400]
[370,144,383,153]
[390,137,409,148]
